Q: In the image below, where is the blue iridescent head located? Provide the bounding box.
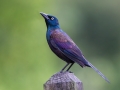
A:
[40,12,59,27]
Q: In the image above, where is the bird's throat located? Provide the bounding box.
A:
[47,25,60,31]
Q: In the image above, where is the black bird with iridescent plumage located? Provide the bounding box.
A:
[40,12,110,83]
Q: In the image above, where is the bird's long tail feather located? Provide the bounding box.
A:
[88,61,110,83]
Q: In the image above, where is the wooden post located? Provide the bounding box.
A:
[44,72,83,90]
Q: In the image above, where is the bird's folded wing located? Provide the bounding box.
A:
[50,32,88,65]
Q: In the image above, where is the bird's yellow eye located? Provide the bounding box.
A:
[51,17,54,20]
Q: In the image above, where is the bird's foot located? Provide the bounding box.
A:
[55,70,73,75]
[60,70,64,73]
[68,71,73,73]
[64,71,73,73]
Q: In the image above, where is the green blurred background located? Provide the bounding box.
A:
[0,0,120,90]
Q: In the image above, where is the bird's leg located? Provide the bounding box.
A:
[66,63,74,72]
[60,63,70,73]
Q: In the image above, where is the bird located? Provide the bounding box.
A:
[40,12,110,83]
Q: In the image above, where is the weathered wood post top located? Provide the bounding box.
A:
[44,72,83,90]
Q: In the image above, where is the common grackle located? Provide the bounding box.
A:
[40,12,110,83]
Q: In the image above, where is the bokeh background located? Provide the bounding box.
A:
[0,0,120,90]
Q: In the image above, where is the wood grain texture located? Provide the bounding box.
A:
[44,72,83,90]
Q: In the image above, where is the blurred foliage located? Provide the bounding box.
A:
[0,0,120,90]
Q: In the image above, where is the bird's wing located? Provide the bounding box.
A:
[50,30,88,66]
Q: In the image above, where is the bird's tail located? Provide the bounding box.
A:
[87,61,110,83]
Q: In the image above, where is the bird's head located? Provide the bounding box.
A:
[40,12,59,27]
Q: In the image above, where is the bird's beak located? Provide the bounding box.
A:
[40,12,49,20]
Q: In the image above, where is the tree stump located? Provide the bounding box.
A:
[44,72,83,90]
